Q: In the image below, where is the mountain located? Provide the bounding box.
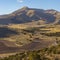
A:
[0,6,60,25]
[0,7,60,59]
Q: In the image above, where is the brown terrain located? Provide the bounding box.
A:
[0,6,60,25]
[0,7,60,58]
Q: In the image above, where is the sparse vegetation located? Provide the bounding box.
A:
[0,6,60,60]
[0,44,60,60]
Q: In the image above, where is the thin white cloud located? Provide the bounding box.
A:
[17,0,23,3]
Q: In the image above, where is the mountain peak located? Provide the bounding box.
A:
[12,6,29,14]
[0,7,60,25]
[21,6,29,10]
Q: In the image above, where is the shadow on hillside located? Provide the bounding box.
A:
[11,12,56,24]
[0,27,18,38]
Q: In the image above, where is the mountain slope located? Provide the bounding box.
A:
[0,7,60,25]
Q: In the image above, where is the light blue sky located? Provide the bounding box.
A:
[0,0,60,15]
